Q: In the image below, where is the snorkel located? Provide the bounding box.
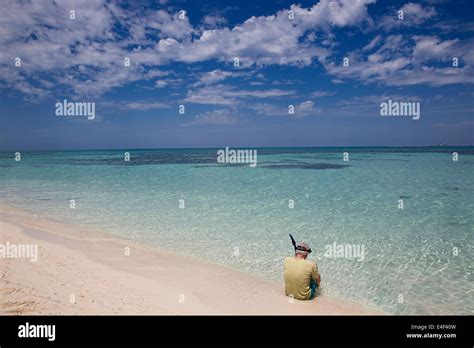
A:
[289,233,312,254]
[289,233,297,252]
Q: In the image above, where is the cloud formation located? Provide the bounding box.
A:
[0,0,472,104]
[185,108,240,126]
[0,0,375,99]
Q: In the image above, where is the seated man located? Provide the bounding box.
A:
[284,242,321,300]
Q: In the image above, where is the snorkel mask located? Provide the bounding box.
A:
[289,233,312,254]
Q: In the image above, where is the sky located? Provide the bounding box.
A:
[0,0,473,150]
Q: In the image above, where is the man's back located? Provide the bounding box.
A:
[284,257,318,300]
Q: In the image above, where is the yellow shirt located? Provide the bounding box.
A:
[284,257,319,300]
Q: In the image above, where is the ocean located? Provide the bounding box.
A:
[0,147,473,314]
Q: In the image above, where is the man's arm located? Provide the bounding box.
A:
[312,262,321,286]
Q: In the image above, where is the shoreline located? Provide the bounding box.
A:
[0,203,382,315]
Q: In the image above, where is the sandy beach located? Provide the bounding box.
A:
[0,204,381,315]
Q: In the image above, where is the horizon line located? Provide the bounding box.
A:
[1,144,473,152]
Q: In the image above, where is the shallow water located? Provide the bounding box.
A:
[1,147,473,314]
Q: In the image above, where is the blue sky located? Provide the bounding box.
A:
[0,0,473,150]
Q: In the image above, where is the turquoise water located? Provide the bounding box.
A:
[0,147,473,314]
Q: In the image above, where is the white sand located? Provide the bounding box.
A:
[0,204,382,315]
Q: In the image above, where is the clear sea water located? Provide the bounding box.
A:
[0,147,473,314]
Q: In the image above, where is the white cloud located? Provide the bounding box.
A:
[249,100,318,118]
[155,78,183,88]
[185,108,239,126]
[227,88,296,98]
[184,84,295,105]
[412,36,459,61]
[311,90,334,97]
[193,69,243,86]
[202,14,228,27]
[400,2,437,24]
[155,80,167,88]
[145,10,194,40]
[184,85,239,105]
[114,101,169,111]
[298,100,315,112]
[325,35,474,86]
[145,70,174,79]
[363,35,383,51]
[379,3,437,30]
